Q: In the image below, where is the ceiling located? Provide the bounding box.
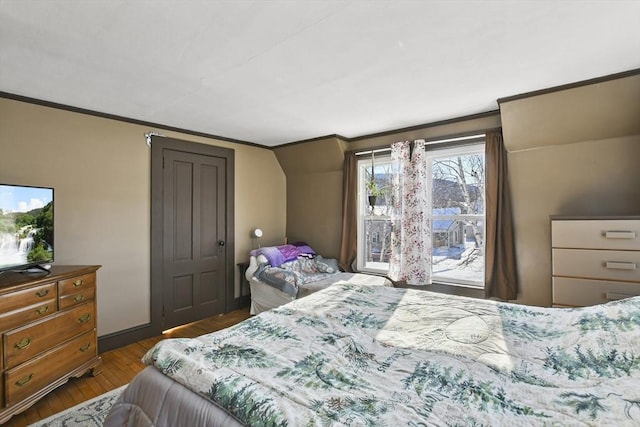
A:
[1,1,639,147]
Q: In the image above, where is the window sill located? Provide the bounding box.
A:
[393,281,485,299]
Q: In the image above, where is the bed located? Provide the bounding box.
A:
[105,284,640,426]
[245,243,392,314]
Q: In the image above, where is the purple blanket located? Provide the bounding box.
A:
[250,243,315,267]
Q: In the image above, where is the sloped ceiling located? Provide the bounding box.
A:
[501,74,640,151]
[1,0,639,146]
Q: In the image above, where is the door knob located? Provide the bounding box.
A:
[218,240,225,246]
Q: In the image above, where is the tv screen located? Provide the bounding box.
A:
[0,184,54,272]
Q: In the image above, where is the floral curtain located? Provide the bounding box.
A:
[388,140,432,284]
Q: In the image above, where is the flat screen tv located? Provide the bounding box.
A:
[0,184,54,273]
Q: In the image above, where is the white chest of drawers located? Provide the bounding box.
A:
[551,216,640,307]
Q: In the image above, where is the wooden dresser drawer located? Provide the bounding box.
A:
[4,331,97,406]
[59,286,95,310]
[0,298,57,332]
[552,248,640,282]
[553,277,640,307]
[3,302,95,369]
[58,273,96,296]
[552,219,640,250]
[0,282,57,315]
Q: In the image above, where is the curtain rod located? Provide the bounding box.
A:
[355,147,391,156]
[355,133,485,156]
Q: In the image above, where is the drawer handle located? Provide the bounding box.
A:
[74,294,85,303]
[35,289,49,298]
[606,292,633,301]
[78,314,91,324]
[73,279,84,287]
[35,305,49,315]
[605,231,636,239]
[16,374,33,387]
[606,261,637,270]
[14,337,32,350]
[79,343,91,352]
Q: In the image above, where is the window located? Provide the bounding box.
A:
[356,141,486,288]
[357,154,394,274]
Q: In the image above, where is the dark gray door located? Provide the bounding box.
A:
[161,148,227,329]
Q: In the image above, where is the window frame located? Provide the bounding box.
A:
[355,140,486,288]
[426,143,486,288]
[356,153,393,275]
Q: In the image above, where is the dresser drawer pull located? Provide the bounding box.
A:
[73,279,84,287]
[14,337,32,350]
[73,294,85,303]
[16,374,33,387]
[35,305,50,315]
[79,343,91,352]
[78,314,91,324]
[35,289,50,297]
[605,261,637,270]
[605,231,636,239]
[606,292,634,301]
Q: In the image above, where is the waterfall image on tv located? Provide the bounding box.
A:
[0,184,54,272]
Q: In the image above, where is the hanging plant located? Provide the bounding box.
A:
[367,151,385,209]
[367,152,384,197]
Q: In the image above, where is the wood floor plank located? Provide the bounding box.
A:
[56,387,75,408]
[2,307,250,427]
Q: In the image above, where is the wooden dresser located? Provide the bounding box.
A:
[551,216,640,307]
[0,265,101,423]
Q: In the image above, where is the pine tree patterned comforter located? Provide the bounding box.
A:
[142,284,640,426]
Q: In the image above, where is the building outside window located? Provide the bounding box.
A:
[356,141,485,288]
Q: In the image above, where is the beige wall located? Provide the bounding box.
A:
[274,136,347,258]
[0,98,286,336]
[501,74,640,306]
[501,75,640,152]
[507,136,640,306]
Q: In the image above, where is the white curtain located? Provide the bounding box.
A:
[388,140,432,285]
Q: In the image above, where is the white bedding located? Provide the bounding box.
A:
[120,284,640,425]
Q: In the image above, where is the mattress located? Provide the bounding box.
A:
[106,284,640,425]
[104,365,243,426]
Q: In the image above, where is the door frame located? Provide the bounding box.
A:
[150,136,235,335]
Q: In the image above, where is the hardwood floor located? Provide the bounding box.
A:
[3,308,251,426]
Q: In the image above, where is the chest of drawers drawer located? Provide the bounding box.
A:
[3,301,95,370]
[0,282,57,313]
[0,298,57,332]
[552,219,640,250]
[58,273,95,295]
[553,277,640,306]
[552,248,640,282]
[4,330,97,406]
[59,285,95,310]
